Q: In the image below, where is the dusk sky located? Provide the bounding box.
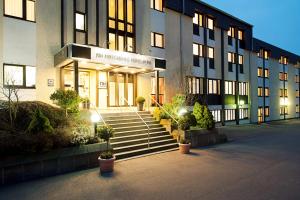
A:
[202,0,300,55]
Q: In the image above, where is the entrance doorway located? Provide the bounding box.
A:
[108,72,135,107]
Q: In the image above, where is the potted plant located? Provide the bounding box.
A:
[178,115,191,154]
[97,125,115,173]
[179,137,191,154]
[82,97,90,109]
[136,96,145,111]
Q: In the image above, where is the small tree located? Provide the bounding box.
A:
[50,89,81,117]
[27,109,54,134]
[97,125,114,159]
[193,102,215,130]
[0,80,20,128]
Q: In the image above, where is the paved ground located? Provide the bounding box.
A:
[1,120,300,200]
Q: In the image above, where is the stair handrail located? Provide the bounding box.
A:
[89,102,107,126]
[149,95,178,124]
[121,97,150,148]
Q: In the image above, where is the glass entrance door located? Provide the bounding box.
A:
[109,72,135,107]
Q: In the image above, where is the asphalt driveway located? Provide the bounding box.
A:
[1,120,300,200]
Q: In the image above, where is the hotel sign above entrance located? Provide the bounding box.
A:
[91,47,155,69]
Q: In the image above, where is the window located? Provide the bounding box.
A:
[258,67,263,77]
[208,47,214,69]
[265,69,270,78]
[239,55,244,73]
[239,109,248,120]
[296,90,299,98]
[108,0,135,52]
[150,0,163,12]
[280,106,288,115]
[264,51,269,60]
[208,79,220,94]
[265,107,270,117]
[258,107,263,123]
[211,110,221,122]
[265,88,270,97]
[239,82,248,95]
[193,43,203,67]
[280,56,288,65]
[225,109,235,121]
[297,105,299,113]
[187,77,203,95]
[193,13,203,27]
[238,30,243,40]
[3,64,36,88]
[207,17,214,40]
[258,87,263,97]
[75,13,86,31]
[295,75,299,83]
[151,77,165,104]
[4,0,35,22]
[228,27,235,38]
[151,32,164,48]
[280,89,288,97]
[279,72,288,81]
[225,81,235,95]
[228,52,235,72]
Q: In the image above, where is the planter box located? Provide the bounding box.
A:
[0,143,108,185]
[160,119,172,133]
[183,128,227,148]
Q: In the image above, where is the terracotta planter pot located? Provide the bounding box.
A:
[98,156,115,173]
[179,143,191,154]
[137,103,144,111]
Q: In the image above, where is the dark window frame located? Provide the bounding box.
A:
[151,32,165,49]
[150,0,164,12]
[3,0,36,23]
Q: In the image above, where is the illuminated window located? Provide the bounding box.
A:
[238,30,243,40]
[75,13,85,31]
[225,109,235,121]
[297,105,299,113]
[239,82,248,95]
[258,68,263,77]
[208,47,214,69]
[265,88,270,97]
[208,47,214,58]
[239,55,244,73]
[4,0,35,21]
[265,69,269,78]
[280,106,288,115]
[211,110,221,122]
[151,32,164,48]
[207,17,214,30]
[225,81,235,95]
[295,75,300,83]
[258,107,263,123]
[193,43,203,56]
[239,109,248,120]
[265,107,270,117]
[228,27,235,37]
[3,64,36,88]
[228,52,235,72]
[296,90,299,98]
[208,79,220,94]
[151,77,165,104]
[280,89,288,97]
[187,77,203,95]
[193,13,203,27]
[150,0,163,12]
[109,33,116,50]
[264,51,269,60]
[258,87,263,97]
[279,72,288,81]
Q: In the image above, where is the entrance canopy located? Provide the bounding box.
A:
[54,44,166,73]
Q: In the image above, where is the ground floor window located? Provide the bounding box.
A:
[258,107,263,123]
[211,110,221,122]
[225,109,235,121]
[3,64,36,88]
[151,77,165,104]
[280,106,288,115]
[296,105,299,113]
[239,82,248,95]
[239,108,248,120]
[265,107,270,117]
[208,79,220,95]
[225,81,235,95]
[187,77,203,94]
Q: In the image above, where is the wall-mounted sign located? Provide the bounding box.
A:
[99,81,107,89]
[91,47,155,69]
[47,79,54,87]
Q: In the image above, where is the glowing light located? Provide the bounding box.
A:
[91,113,100,123]
[239,100,245,106]
[280,98,289,106]
[178,108,188,116]
[104,64,110,67]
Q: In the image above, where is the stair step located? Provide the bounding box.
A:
[113,124,163,133]
[109,121,159,128]
[113,127,166,137]
[111,135,173,148]
[102,114,153,120]
[105,117,155,125]
[100,111,150,117]
[110,131,170,143]
[113,139,177,154]
[115,143,179,160]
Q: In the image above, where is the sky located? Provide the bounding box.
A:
[201,0,300,55]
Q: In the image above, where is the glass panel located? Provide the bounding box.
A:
[208,47,214,58]
[109,0,116,19]
[25,66,36,87]
[118,22,125,31]
[4,65,23,86]
[78,72,90,98]
[128,83,134,106]
[5,0,23,18]
[64,70,74,90]
[151,32,154,46]
[26,0,35,21]
[118,0,124,20]
[76,13,85,30]
[193,44,198,55]
[118,35,124,51]
[118,74,125,106]
[207,18,214,30]
[109,20,115,29]
[156,34,163,48]
[127,37,133,52]
[109,33,116,50]
[193,13,198,25]
[127,0,133,23]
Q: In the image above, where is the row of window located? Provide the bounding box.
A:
[3,64,36,88]
[258,50,289,66]
[193,44,214,67]
[258,87,270,97]
[228,53,244,73]
[211,109,249,122]
[257,68,270,78]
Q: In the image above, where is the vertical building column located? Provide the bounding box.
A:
[235,30,240,125]
[283,63,286,120]
[203,18,208,97]
[155,71,160,104]
[220,29,225,126]
[262,52,266,122]
[74,61,79,93]
[61,0,65,47]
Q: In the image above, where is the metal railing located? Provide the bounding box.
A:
[90,102,107,126]
[122,97,150,148]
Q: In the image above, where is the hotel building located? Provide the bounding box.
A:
[0,0,300,126]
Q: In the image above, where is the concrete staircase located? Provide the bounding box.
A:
[100,111,178,160]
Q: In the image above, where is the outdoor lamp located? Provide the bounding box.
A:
[91,113,100,133]
[178,108,188,116]
[239,100,245,106]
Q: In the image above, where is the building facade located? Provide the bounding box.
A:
[0,0,299,125]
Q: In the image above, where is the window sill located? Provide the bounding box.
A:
[151,46,165,49]
[4,14,36,23]
[151,8,165,14]
[4,86,36,90]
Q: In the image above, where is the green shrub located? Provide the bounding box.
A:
[27,109,54,134]
[179,137,190,144]
[97,125,114,159]
[50,89,81,117]
[153,107,161,121]
[178,116,190,131]
[136,96,145,104]
[71,124,95,145]
[183,112,197,127]
[193,102,215,130]
[160,103,172,119]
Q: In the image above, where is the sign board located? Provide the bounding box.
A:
[91,47,155,69]
[98,81,107,89]
[47,79,54,87]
